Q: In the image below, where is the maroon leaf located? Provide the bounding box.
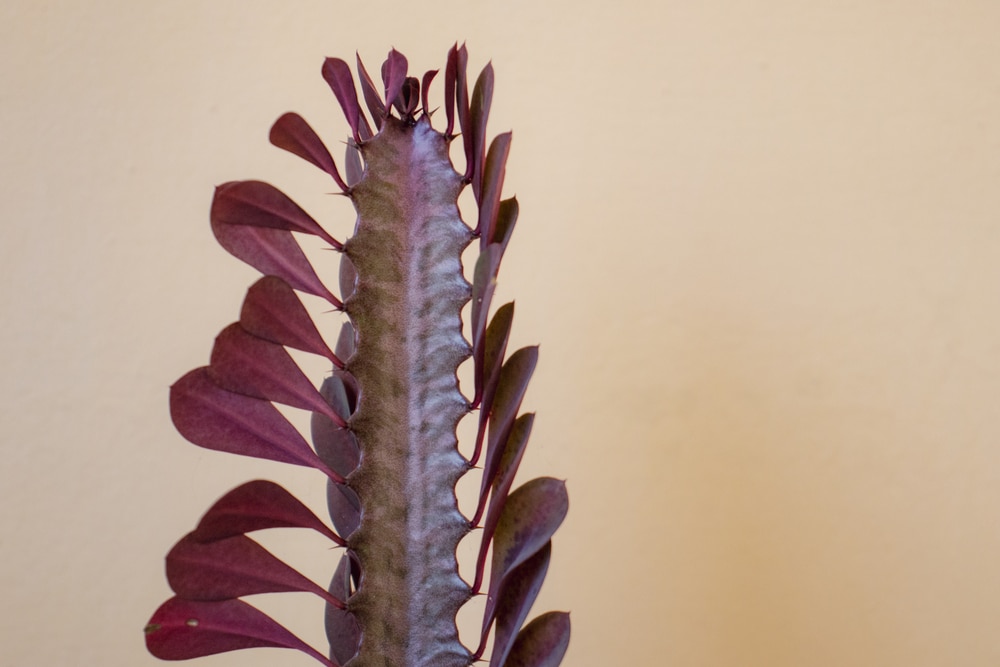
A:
[326,480,361,539]
[381,48,408,116]
[212,180,341,249]
[355,53,385,126]
[502,612,571,667]
[311,374,360,475]
[444,44,458,136]
[322,57,362,144]
[208,323,346,426]
[486,478,568,619]
[474,346,539,524]
[471,302,514,455]
[468,62,495,198]
[269,113,348,192]
[344,142,364,188]
[326,553,360,665]
[211,206,340,307]
[188,479,342,545]
[334,320,356,361]
[493,197,519,253]
[456,44,472,170]
[398,76,420,116]
[144,597,334,665]
[471,244,502,360]
[170,367,341,480]
[167,533,344,607]
[339,252,358,300]
[477,132,511,242]
[240,276,340,367]
[421,69,438,118]
[485,542,551,664]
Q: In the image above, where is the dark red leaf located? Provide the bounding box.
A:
[399,76,420,116]
[334,320,356,361]
[421,69,438,118]
[170,367,341,480]
[468,62,494,197]
[502,612,571,667]
[486,542,551,665]
[269,113,348,192]
[212,180,341,249]
[208,323,346,426]
[381,49,408,116]
[322,58,362,144]
[311,374,360,475]
[145,597,334,665]
[344,142,364,188]
[240,276,340,366]
[326,553,360,665]
[486,478,568,616]
[493,197,519,254]
[471,244,502,361]
[355,53,385,126]
[188,479,342,545]
[456,44,472,172]
[167,533,344,607]
[444,44,458,136]
[210,206,340,307]
[326,480,361,539]
[471,302,514,457]
[477,132,511,243]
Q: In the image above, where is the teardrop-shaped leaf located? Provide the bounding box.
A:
[167,533,344,607]
[477,132,511,242]
[471,302,514,459]
[322,57,362,144]
[344,142,364,188]
[355,53,386,126]
[212,180,341,249]
[211,208,340,307]
[326,553,360,665]
[468,62,494,196]
[334,320,356,361]
[311,374,360,475]
[487,478,568,608]
[502,612,570,667]
[326,480,361,539]
[493,197,519,254]
[421,69,438,118]
[381,48,408,116]
[189,479,342,545]
[240,276,340,366]
[339,252,358,300]
[486,542,551,665]
[208,323,345,426]
[170,367,341,480]
[471,244,502,357]
[269,113,348,192]
[145,597,334,665]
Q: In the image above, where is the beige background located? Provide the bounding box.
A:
[3,1,1000,665]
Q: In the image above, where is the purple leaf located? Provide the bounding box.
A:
[211,180,341,249]
[167,533,344,607]
[486,478,568,618]
[355,53,385,125]
[444,44,458,136]
[477,132,511,242]
[170,367,341,480]
[474,346,539,523]
[322,58,362,144]
[240,276,340,367]
[188,479,342,545]
[208,323,346,426]
[502,612,571,667]
[144,597,334,665]
[326,553,360,665]
[311,374,360,475]
[269,113,348,192]
[381,49,408,116]
[334,320,356,361]
[398,76,420,116]
[326,480,361,539]
[486,542,551,664]
[471,302,514,455]
[421,69,438,118]
[344,142,364,188]
[468,62,494,198]
[211,202,340,307]
[339,252,358,301]
[493,197,519,253]
[471,244,502,361]
[456,44,472,171]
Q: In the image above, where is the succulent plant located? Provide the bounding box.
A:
[144,45,569,667]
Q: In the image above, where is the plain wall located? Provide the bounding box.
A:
[2,1,1000,665]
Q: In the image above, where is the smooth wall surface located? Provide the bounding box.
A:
[3,1,1000,665]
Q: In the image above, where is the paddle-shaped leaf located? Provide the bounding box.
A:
[471,244,502,358]
[381,49,408,116]
[471,300,514,433]
[145,597,334,665]
[188,479,341,545]
[211,180,341,249]
[170,367,341,480]
[477,132,511,241]
[240,276,340,366]
[356,53,385,125]
[167,533,345,607]
[502,612,571,667]
[326,553,360,665]
[485,542,551,664]
[322,57,362,143]
[468,62,494,198]
[421,69,438,119]
[269,112,348,192]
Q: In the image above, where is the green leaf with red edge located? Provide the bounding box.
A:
[322,57,362,143]
[326,552,361,666]
[486,478,568,620]
[170,367,341,480]
[211,180,341,249]
[207,323,345,426]
[487,542,551,665]
[210,203,340,307]
[269,113,348,192]
[478,132,511,243]
[240,276,340,367]
[144,597,334,665]
[189,479,342,545]
[502,612,571,667]
[167,532,344,607]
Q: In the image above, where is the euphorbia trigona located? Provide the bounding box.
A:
[144,46,569,667]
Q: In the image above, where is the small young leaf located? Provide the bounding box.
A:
[322,57,362,144]
[444,44,458,136]
[344,142,364,188]
[355,53,386,126]
[334,321,356,361]
[170,368,341,480]
[211,180,341,249]
[326,553,360,665]
[269,113,348,192]
[456,44,472,171]
[208,323,346,426]
[421,69,438,118]
[487,542,551,665]
[144,597,335,665]
[326,480,361,539]
[381,49,408,116]
[502,612,571,667]
[189,479,341,545]
[240,276,340,366]
[167,533,344,607]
